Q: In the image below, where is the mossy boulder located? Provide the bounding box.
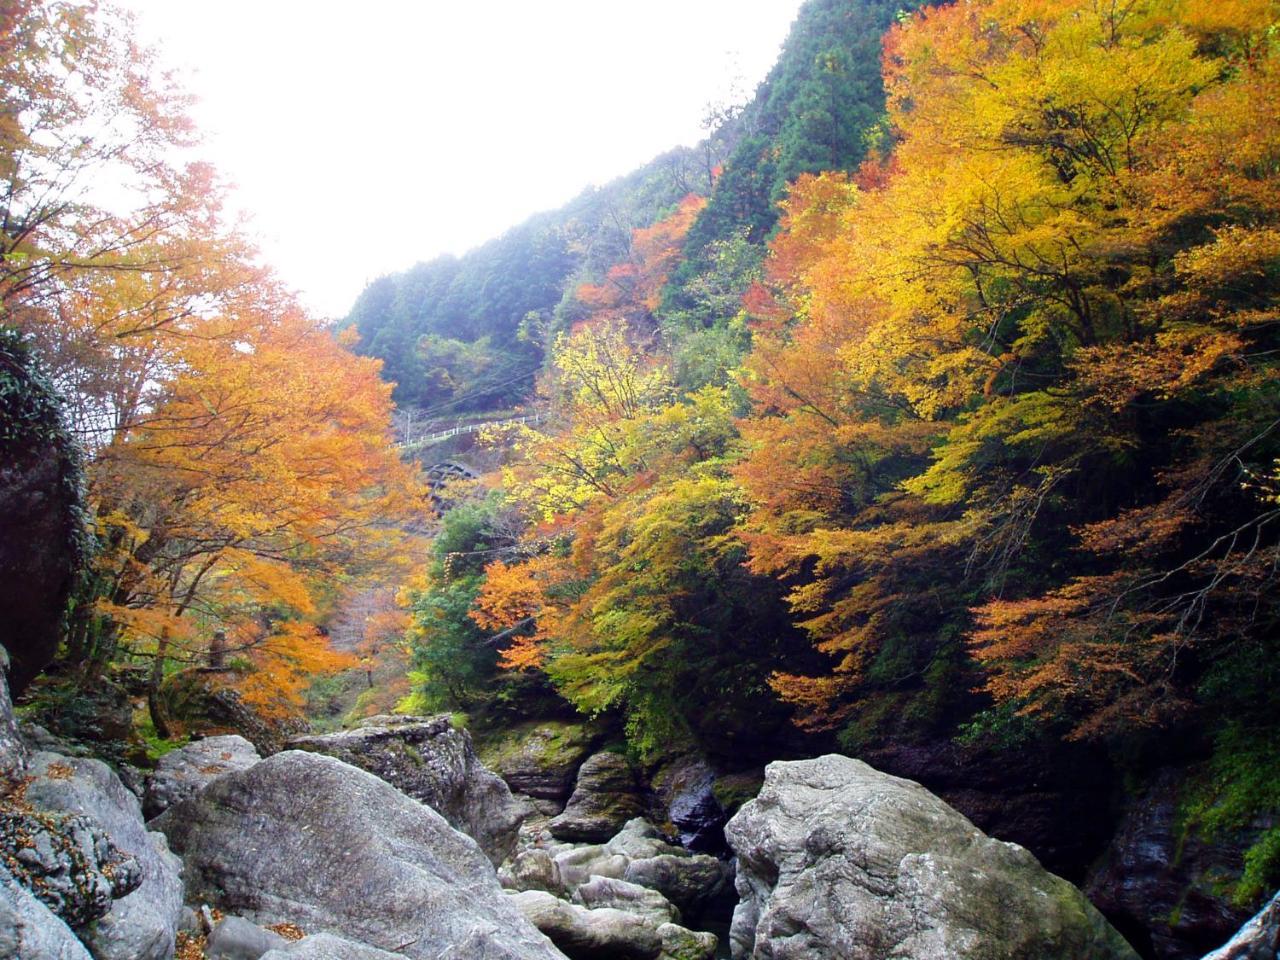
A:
[726,755,1140,960]
[0,329,88,697]
[477,720,601,802]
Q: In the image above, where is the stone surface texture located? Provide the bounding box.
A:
[289,715,528,865]
[1200,890,1280,960]
[479,721,598,802]
[153,750,565,960]
[1087,768,1261,959]
[0,862,93,960]
[24,751,183,960]
[143,735,261,819]
[725,754,1141,960]
[548,753,644,843]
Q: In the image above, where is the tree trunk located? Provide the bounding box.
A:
[147,627,173,739]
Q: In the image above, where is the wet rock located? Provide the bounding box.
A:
[726,754,1140,960]
[549,753,644,843]
[1086,769,1260,959]
[622,854,732,924]
[143,735,261,819]
[1201,890,1280,959]
[647,755,726,853]
[154,750,564,960]
[289,715,529,865]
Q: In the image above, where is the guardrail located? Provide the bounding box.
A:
[396,412,542,453]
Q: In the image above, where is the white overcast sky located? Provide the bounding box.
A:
[117,1,806,319]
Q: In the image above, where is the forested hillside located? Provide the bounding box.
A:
[344,0,911,415]
[397,1,1280,953]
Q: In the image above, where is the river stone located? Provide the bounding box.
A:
[1202,890,1280,959]
[143,735,261,819]
[657,922,716,960]
[206,914,288,959]
[289,715,528,865]
[623,854,732,923]
[25,751,183,960]
[572,876,679,926]
[259,932,406,959]
[510,890,663,959]
[153,750,565,960]
[0,862,93,959]
[549,753,644,843]
[725,754,1141,960]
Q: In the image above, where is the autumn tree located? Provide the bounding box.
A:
[2,1,422,732]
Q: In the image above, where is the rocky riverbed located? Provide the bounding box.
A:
[2,681,1277,960]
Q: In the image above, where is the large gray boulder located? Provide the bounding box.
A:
[153,750,565,960]
[0,862,93,960]
[725,755,1141,960]
[289,715,528,865]
[549,753,644,843]
[143,735,260,819]
[25,751,183,960]
[571,877,679,927]
[259,932,405,959]
[510,890,663,960]
[1202,890,1280,959]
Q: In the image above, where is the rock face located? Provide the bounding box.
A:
[0,862,93,960]
[259,932,406,959]
[0,330,87,698]
[549,753,644,843]
[864,737,1116,883]
[0,807,139,928]
[154,750,565,960]
[725,755,1141,960]
[0,660,26,779]
[143,734,261,819]
[479,721,599,802]
[1085,768,1264,960]
[1201,890,1280,959]
[25,751,184,960]
[647,756,727,853]
[1086,769,1259,959]
[288,715,529,865]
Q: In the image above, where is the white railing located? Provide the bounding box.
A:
[395,412,542,453]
